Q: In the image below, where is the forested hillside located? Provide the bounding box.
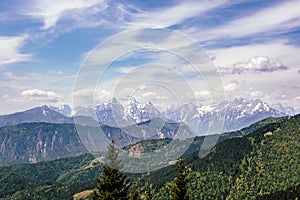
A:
[151,114,300,199]
[0,115,299,199]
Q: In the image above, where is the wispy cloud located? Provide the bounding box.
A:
[194,0,300,40]
[125,0,231,29]
[72,88,112,104]
[1,0,299,112]
[0,35,31,66]
[210,40,300,70]
[23,0,107,30]
[48,70,64,76]
[117,66,137,74]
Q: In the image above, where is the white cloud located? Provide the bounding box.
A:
[235,57,286,72]
[141,91,167,100]
[24,0,107,29]
[0,70,76,114]
[210,41,300,70]
[194,0,300,40]
[142,91,157,98]
[21,89,61,102]
[73,88,111,103]
[96,90,111,100]
[195,90,211,100]
[0,35,31,66]
[295,96,300,102]
[126,0,230,29]
[117,66,137,74]
[48,70,64,75]
[224,82,239,92]
[218,56,288,74]
[250,91,265,98]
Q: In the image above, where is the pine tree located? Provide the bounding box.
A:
[129,181,141,200]
[169,158,189,200]
[93,140,131,200]
[143,182,153,200]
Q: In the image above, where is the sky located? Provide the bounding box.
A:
[1,0,300,114]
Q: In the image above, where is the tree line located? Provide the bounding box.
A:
[93,140,189,200]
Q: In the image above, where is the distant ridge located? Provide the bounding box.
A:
[0,105,73,127]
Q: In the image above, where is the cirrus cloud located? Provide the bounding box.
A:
[126,0,232,29]
[0,35,31,66]
[24,0,107,30]
[194,0,300,41]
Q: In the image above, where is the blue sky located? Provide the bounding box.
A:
[0,0,300,114]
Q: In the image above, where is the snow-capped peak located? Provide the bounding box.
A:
[49,105,72,117]
[46,97,295,134]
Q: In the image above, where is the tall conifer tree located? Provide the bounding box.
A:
[93,140,131,200]
[170,158,189,200]
[129,181,140,200]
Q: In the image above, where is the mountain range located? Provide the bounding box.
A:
[0,105,73,127]
[0,117,196,166]
[0,114,298,199]
[0,113,288,167]
[0,97,297,167]
[58,98,298,133]
[1,97,296,134]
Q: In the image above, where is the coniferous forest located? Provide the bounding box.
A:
[0,114,299,199]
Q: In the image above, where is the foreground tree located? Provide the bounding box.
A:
[93,140,131,200]
[138,182,154,200]
[129,181,141,200]
[169,158,189,200]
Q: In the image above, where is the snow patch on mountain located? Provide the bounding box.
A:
[49,105,72,117]
[47,97,295,134]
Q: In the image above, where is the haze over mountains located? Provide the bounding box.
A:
[1,97,296,133]
[0,97,298,198]
[0,105,73,127]
[0,97,297,167]
[0,113,298,199]
[0,118,192,166]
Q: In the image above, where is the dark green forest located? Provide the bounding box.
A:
[0,115,299,199]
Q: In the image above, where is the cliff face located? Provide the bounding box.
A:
[0,123,88,166]
[0,119,190,166]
